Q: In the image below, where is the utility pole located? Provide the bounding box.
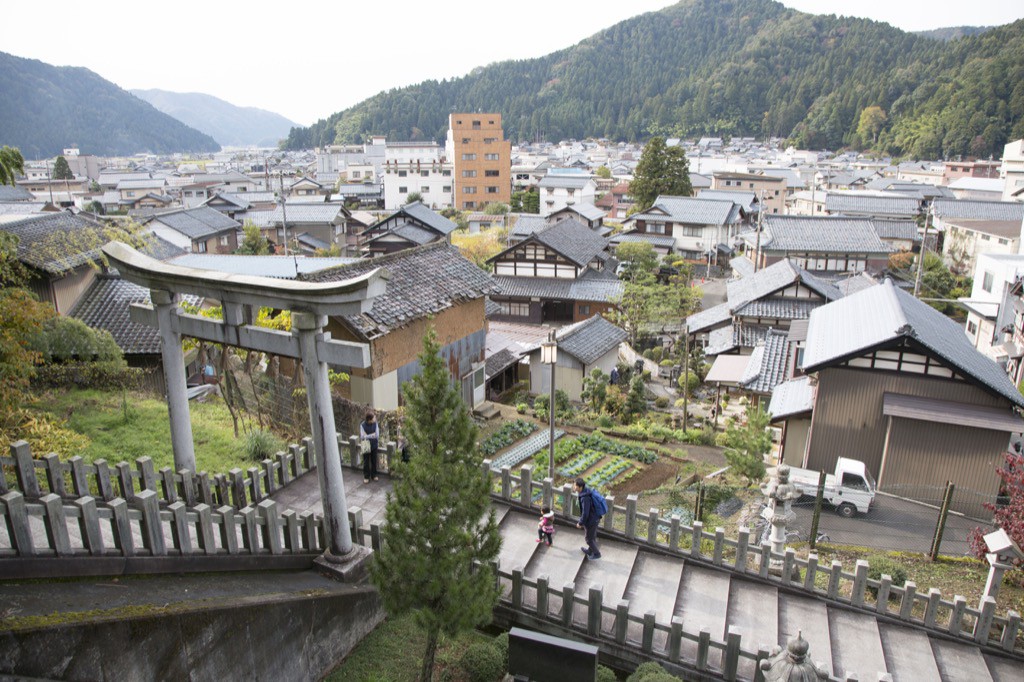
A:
[914,205,932,298]
[279,170,289,256]
[754,190,765,272]
[45,159,54,205]
[682,327,689,429]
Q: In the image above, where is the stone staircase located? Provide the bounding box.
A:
[490,505,1022,682]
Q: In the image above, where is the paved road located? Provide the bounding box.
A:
[785,492,992,557]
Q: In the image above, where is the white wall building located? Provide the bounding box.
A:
[382,161,454,210]
[961,252,1024,362]
[537,171,597,216]
[1001,139,1024,201]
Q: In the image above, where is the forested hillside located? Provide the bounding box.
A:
[0,52,219,158]
[283,0,1024,159]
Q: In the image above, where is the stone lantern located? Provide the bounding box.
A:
[980,528,1023,608]
[759,631,829,681]
[760,464,800,574]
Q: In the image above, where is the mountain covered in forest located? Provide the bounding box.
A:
[131,89,298,148]
[0,52,219,159]
[283,0,1024,160]
[913,26,993,42]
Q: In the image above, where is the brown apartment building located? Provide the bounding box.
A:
[447,113,511,210]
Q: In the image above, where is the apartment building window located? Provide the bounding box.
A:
[399,186,408,193]
[485,153,499,161]
[983,271,994,292]
[461,138,470,144]
[464,187,477,194]
[981,234,990,241]
[442,185,451,192]
[485,170,499,177]
[420,171,429,177]
[442,170,452,176]
[484,137,496,144]
[472,120,481,129]
[486,186,499,194]
[463,201,475,209]
[421,186,429,192]
[462,170,477,177]
[398,170,407,177]
[462,153,476,160]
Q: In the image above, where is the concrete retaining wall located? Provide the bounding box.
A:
[0,585,384,681]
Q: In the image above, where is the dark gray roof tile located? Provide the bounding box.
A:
[554,315,628,365]
[151,206,239,239]
[761,216,892,254]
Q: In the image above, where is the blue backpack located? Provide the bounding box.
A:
[589,489,608,517]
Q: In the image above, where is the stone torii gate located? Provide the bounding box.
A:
[102,241,390,578]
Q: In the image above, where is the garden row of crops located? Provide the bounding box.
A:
[553,432,657,465]
[558,451,602,478]
[480,419,538,457]
[587,455,637,492]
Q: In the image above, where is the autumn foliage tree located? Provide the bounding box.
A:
[970,451,1024,570]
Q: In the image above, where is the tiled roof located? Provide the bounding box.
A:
[609,231,677,249]
[0,185,34,201]
[553,204,605,221]
[732,298,822,320]
[727,258,842,305]
[1,212,104,273]
[760,216,892,254]
[238,210,275,228]
[268,203,344,224]
[634,196,741,226]
[151,206,239,239]
[933,199,1024,222]
[70,275,198,355]
[295,232,332,251]
[741,329,791,393]
[835,273,879,296]
[531,218,610,266]
[730,256,755,278]
[825,193,920,218]
[554,315,628,365]
[207,193,251,210]
[705,324,771,356]
[873,220,919,241]
[491,272,624,304]
[485,347,522,379]
[300,241,497,340]
[0,202,47,215]
[802,279,1024,408]
[686,301,732,334]
[398,201,457,236]
[510,215,548,238]
[767,376,815,419]
[944,219,1021,240]
[705,325,738,355]
[335,184,382,196]
[116,179,167,190]
[539,175,592,190]
[367,223,437,246]
[697,189,758,211]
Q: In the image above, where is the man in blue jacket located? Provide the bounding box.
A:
[575,477,602,560]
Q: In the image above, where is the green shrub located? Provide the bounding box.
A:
[659,358,674,367]
[492,632,509,670]
[641,369,652,381]
[654,396,669,408]
[627,661,681,681]
[243,429,282,461]
[534,393,550,418]
[597,664,618,682]
[866,555,909,596]
[642,348,654,360]
[651,346,664,362]
[677,371,700,396]
[460,641,504,682]
[596,414,614,428]
[516,403,528,414]
[674,398,686,409]
[32,362,144,390]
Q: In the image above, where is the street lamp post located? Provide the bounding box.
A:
[541,331,558,482]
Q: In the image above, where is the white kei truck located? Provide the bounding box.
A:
[786,457,876,517]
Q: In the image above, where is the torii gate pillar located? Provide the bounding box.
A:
[152,289,197,473]
[293,312,359,563]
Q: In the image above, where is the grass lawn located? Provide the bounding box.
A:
[324,613,494,682]
[28,388,268,475]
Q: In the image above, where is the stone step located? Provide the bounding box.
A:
[878,622,941,682]
[497,511,543,598]
[984,652,1024,682]
[573,541,640,634]
[677,563,732,669]
[523,529,587,618]
[930,638,994,682]
[491,503,512,527]
[828,609,887,681]
[777,594,833,676]
[726,578,778,681]
[622,551,686,653]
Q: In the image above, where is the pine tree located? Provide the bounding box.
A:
[623,375,647,422]
[52,155,74,180]
[369,328,501,682]
[719,406,771,486]
[629,137,692,211]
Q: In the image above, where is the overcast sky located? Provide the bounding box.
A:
[2,1,1022,125]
